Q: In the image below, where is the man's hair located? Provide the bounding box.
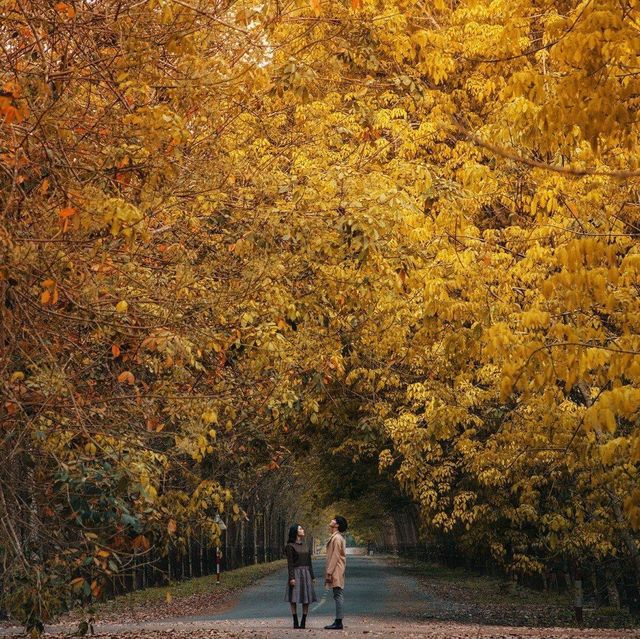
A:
[335,515,348,533]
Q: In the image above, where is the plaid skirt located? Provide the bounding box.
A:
[284,566,317,604]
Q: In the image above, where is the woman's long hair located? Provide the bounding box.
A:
[287,523,300,544]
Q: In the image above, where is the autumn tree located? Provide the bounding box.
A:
[0,0,307,626]
[257,0,640,590]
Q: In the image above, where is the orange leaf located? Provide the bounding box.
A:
[310,0,321,15]
[41,290,51,304]
[111,344,121,357]
[117,371,135,384]
[70,576,85,590]
[167,519,177,534]
[2,106,17,124]
[59,207,76,219]
[146,418,164,432]
[351,0,362,7]
[54,2,76,17]
[132,534,150,551]
[51,288,59,304]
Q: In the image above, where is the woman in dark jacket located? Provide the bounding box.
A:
[284,523,316,628]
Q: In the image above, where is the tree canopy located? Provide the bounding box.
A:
[2,0,640,627]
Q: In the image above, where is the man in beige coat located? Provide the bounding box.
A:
[324,515,347,630]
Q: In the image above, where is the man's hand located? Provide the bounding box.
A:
[289,578,296,586]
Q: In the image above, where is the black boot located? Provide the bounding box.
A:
[300,614,307,629]
[293,614,299,629]
[324,619,343,630]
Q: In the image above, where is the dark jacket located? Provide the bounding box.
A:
[285,541,314,580]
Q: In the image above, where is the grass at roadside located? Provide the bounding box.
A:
[64,560,286,625]
[401,559,571,605]
[392,557,636,629]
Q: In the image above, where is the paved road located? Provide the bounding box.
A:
[173,556,433,625]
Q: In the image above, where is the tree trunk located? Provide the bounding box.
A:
[606,566,621,608]
[263,508,268,563]
[253,513,258,564]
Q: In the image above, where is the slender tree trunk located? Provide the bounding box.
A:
[240,518,245,566]
[0,482,28,571]
[263,508,268,563]
[224,521,229,570]
[199,531,204,576]
[606,566,621,608]
[253,512,258,565]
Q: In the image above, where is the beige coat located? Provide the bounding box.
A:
[324,531,346,589]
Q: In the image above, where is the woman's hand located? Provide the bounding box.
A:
[289,578,296,586]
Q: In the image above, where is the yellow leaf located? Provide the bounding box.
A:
[500,376,512,402]
[115,300,128,313]
[310,0,321,15]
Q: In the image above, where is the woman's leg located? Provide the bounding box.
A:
[301,603,309,628]
[290,602,299,628]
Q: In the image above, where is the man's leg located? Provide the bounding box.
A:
[324,586,344,629]
[330,587,344,628]
[333,587,344,620]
